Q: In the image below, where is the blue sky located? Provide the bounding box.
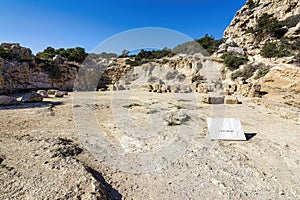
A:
[0,0,246,54]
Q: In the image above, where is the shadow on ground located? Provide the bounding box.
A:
[0,101,63,110]
[84,166,122,200]
[245,133,257,140]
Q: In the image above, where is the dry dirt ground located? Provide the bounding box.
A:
[0,90,299,199]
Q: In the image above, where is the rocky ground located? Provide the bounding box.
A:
[1,90,299,199]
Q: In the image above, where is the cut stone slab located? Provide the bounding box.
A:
[225,96,239,104]
[206,118,246,140]
[208,96,224,104]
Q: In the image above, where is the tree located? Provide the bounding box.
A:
[36,46,56,59]
[121,49,130,57]
[37,46,87,63]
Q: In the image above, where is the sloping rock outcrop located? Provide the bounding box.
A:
[223,0,300,56]
[0,43,80,94]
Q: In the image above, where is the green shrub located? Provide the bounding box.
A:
[221,52,248,70]
[291,38,300,51]
[89,52,117,59]
[255,64,271,79]
[294,53,300,65]
[44,62,63,79]
[173,34,224,55]
[0,46,12,60]
[195,34,224,55]
[261,41,291,58]
[36,46,55,60]
[125,49,173,66]
[248,13,286,39]
[37,46,87,63]
[126,59,142,66]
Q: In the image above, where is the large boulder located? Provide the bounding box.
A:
[225,96,240,104]
[208,96,225,104]
[21,91,44,102]
[0,95,18,105]
[37,90,48,98]
[164,111,190,126]
[227,47,245,55]
[55,91,65,98]
[47,89,58,95]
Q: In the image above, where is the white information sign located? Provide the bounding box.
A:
[207,118,246,140]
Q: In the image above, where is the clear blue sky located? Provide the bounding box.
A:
[0,0,246,54]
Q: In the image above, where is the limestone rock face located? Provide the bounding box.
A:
[223,0,300,55]
[0,43,80,94]
[262,65,300,91]
[227,47,245,55]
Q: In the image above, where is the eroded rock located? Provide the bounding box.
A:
[164,111,190,125]
[37,90,49,98]
[21,91,43,102]
[0,95,17,105]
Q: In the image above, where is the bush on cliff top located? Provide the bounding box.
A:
[37,46,87,63]
[173,34,224,55]
[0,46,12,60]
[195,34,224,55]
[125,49,174,66]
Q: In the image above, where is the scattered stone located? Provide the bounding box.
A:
[196,83,208,93]
[164,111,190,125]
[55,91,65,98]
[47,89,58,95]
[225,96,240,104]
[117,85,126,90]
[217,43,227,53]
[37,90,49,98]
[227,47,245,55]
[208,96,224,104]
[51,145,83,158]
[21,91,43,102]
[249,84,261,97]
[0,95,18,105]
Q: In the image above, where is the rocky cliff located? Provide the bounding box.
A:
[223,0,300,56]
[0,43,79,94]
